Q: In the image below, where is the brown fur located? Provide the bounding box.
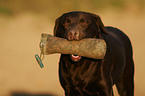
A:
[54,11,134,96]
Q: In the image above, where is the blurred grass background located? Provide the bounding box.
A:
[0,0,145,96]
[0,0,145,17]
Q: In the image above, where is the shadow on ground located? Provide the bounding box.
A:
[11,92,56,96]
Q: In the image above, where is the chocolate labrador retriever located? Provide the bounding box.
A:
[54,11,134,96]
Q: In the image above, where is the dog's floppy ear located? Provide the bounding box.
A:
[54,17,60,36]
[91,13,107,34]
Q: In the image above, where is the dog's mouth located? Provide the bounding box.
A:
[70,55,82,62]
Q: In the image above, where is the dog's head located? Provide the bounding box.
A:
[54,11,107,62]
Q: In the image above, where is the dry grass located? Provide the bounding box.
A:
[0,10,145,96]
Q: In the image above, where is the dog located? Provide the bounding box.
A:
[54,11,134,96]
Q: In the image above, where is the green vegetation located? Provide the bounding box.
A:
[0,6,12,15]
[0,0,144,17]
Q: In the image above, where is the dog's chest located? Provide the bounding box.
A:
[68,62,100,87]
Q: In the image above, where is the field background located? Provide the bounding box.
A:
[0,0,145,96]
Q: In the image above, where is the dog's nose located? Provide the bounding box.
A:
[68,29,79,40]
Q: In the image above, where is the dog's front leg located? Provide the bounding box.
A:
[64,86,82,96]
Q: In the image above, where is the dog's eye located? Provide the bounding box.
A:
[64,18,71,26]
[80,19,88,26]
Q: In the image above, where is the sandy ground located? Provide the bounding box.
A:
[0,11,145,96]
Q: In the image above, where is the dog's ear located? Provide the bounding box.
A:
[54,17,60,36]
[91,13,107,35]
